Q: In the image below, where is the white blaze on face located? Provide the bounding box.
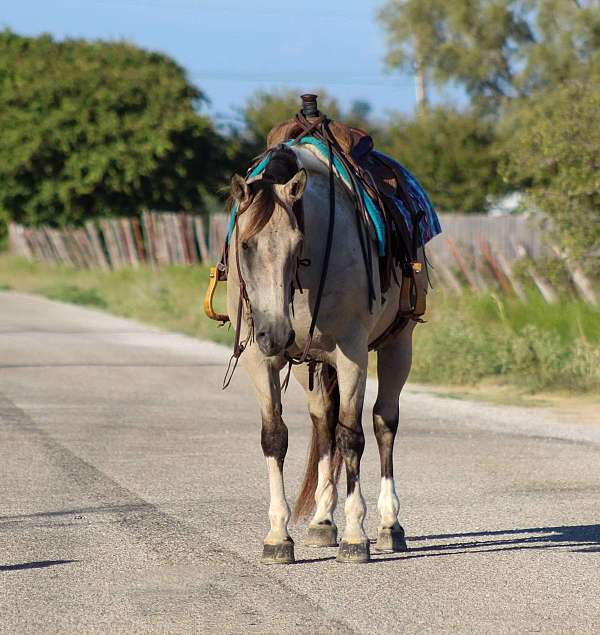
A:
[377,477,400,530]
[310,454,338,526]
[264,456,291,545]
[342,482,367,544]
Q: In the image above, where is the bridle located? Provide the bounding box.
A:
[221,165,313,389]
[221,124,337,390]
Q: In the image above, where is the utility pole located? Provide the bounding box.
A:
[414,34,429,115]
[415,56,429,115]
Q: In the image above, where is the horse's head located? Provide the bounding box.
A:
[230,148,307,357]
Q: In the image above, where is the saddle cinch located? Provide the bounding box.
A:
[205,94,429,350]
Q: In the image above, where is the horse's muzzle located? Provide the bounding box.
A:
[256,328,295,357]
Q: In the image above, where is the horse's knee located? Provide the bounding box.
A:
[373,411,399,478]
[261,416,288,465]
[336,425,365,457]
[373,409,399,437]
[335,425,365,492]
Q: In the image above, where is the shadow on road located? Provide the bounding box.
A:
[293,524,600,565]
[373,524,600,562]
[1,559,77,572]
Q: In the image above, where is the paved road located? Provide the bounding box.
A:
[1,291,599,634]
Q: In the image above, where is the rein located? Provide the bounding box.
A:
[215,112,427,391]
[222,196,254,389]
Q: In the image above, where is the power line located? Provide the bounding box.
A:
[189,71,412,88]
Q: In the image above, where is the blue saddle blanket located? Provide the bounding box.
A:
[227,137,442,256]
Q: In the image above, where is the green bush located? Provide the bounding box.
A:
[412,291,600,392]
[501,81,600,266]
[0,30,227,235]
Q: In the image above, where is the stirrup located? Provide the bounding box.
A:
[203,266,229,322]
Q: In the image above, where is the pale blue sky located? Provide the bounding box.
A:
[2,0,459,127]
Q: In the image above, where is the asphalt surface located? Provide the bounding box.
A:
[1,291,599,634]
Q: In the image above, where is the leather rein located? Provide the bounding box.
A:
[220,114,425,390]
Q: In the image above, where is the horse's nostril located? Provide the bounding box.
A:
[286,330,296,348]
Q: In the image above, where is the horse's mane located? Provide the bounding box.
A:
[229,145,299,242]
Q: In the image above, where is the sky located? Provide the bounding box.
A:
[2,0,458,127]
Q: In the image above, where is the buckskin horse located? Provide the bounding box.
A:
[206,95,440,564]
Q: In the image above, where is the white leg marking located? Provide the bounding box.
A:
[377,476,400,530]
[342,483,367,543]
[264,457,291,544]
[310,454,338,526]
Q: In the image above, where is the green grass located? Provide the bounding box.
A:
[1,254,598,393]
[411,289,600,392]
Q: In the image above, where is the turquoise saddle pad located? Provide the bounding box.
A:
[227,137,441,256]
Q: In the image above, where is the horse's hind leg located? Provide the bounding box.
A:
[334,341,370,563]
[372,323,415,553]
[292,363,340,547]
[243,351,295,564]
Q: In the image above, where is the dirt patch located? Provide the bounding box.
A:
[406,381,600,426]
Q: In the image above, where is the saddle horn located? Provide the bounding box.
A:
[300,93,319,118]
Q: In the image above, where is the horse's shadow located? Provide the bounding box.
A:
[295,523,600,564]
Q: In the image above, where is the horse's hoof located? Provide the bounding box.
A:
[373,525,407,553]
[336,540,370,563]
[261,538,295,564]
[305,524,338,547]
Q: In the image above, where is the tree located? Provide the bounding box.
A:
[379,107,508,213]
[378,0,447,113]
[378,0,533,112]
[379,1,600,113]
[520,0,600,90]
[0,31,226,233]
[501,81,600,265]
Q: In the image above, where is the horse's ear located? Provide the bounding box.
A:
[231,174,250,202]
[280,169,307,203]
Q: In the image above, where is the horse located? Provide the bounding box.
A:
[226,143,424,564]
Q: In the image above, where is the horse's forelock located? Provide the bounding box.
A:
[239,187,276,242]
[237,147,301,242]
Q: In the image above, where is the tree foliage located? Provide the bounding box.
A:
[0,30,226,231]
[502,81,600,264]
[378,108,507,213]
[378,0,600,111]
[378,0,533,110]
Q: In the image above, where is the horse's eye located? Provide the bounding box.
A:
[241,241,249,251]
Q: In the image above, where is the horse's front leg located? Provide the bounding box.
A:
[335,341,370,563]
[243,351,294,564]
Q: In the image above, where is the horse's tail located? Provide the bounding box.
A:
[293,365,343,521]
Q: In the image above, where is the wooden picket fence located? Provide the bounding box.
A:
[426,214,597,304]
[7,211,597,304]
[8,212,217,270]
